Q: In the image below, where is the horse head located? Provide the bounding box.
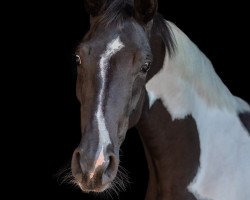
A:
[71,0,161,192]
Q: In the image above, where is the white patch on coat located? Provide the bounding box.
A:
[90,36,124,179]
[146,21,250,200]
[147,91,157,108]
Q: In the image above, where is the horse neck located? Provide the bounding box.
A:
[137,21,250,199]
[142,20,250,157]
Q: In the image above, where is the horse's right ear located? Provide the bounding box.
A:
[84,0,105,17]
[134,0,158,24]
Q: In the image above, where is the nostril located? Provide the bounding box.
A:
[71,150,83,178]
[76,151,81,168]
[104,155,116,177]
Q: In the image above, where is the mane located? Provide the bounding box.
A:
[152,14,176,57]
[147,21,250,115]
[89,0,176,56]
[94,0,131,26]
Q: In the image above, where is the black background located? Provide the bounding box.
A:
[11,0,249,199]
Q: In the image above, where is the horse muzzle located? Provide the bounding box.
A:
[71,147,118,192]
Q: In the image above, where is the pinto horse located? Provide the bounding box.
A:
[70,0,250,199]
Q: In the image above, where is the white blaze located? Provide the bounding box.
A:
[90,36,124,178]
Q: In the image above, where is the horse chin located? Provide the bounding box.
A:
[77,181,111,193]
[75,171,117,193]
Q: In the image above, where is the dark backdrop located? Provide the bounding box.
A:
[16,0,249,199]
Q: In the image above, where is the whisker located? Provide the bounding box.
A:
[110,182,120,198]
[103,164,131,198]
[53,161,78,188]
[54,159,132,199]
[104,187,115,200]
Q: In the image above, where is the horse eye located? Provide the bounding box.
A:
[140,62,151,73]
[75,55,82,65]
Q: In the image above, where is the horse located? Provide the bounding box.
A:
[70,0,250,199]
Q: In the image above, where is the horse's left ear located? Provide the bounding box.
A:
[134,0,158,24]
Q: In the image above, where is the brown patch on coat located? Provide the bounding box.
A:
[137,98,200,200]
